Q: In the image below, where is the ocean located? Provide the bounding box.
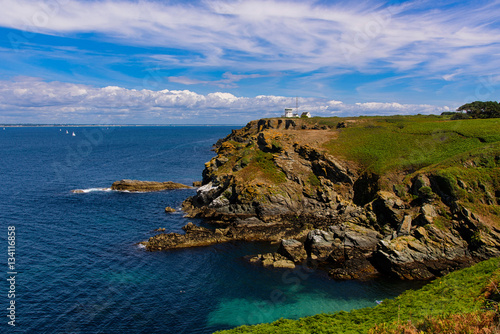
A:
[0,126,422,333]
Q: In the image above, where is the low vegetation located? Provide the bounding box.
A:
[322,116,500,174]
[215,257,500,334]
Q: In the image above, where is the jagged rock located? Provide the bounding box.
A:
[371,191,406,228]
[111,179,190,192]
[398,215,412,236]
[328,224,381,250]
[195,182,221,205]
[209,195,230,208]
[246,253,295,269]
[375,233,471,280]
[277,239,307,263]
[327,248,379,280]
[257,132,283,153]
[421,204,437,218]
[165,207,176,213]
[304,229,335,260]
[192,181,202,187]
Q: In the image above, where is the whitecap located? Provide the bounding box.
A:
[71,187,112,193]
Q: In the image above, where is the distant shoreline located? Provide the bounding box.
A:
[0,124,243,127]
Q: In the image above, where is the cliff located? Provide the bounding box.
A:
[145,116,500,280]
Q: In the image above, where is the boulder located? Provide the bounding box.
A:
[375,233,470,280]
[196,182,221,205]
[329,223,381,250]
[327,248,379,280]
[372,191,406,228]
[165,207,176,213]
[304,229,335,260]
[277,239,307,263]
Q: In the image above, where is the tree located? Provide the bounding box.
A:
[456,101,500,119]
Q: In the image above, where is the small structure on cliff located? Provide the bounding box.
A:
[282,108,299,118]
[301,112,311,118]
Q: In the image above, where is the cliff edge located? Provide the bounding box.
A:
[145,116,500,280]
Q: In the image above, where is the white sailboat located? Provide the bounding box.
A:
[72,132,76,137]
[66,130,69,134]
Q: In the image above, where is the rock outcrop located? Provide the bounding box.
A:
[111,179,190,192]
[143,118,500,281]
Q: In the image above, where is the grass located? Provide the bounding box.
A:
[324,116,500,174]
[215,257,500,334]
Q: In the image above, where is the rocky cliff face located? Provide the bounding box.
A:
[146,118,500,280]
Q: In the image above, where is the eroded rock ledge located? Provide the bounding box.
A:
[110,179,191,192]
[142,118,500,280]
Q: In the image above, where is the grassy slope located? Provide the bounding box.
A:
[321,116,500,174]
[215,257,500,334]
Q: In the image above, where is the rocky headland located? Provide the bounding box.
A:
[143,116,500,280]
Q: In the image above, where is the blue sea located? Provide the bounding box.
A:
[1,126,423,333]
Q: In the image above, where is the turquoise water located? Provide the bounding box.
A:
[0,126,423,333]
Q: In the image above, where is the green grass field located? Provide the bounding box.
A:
[321,116,500,174]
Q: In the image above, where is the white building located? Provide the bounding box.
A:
[282,108,299,118]
[301,112,311,118]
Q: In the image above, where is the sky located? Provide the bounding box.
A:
[0,0,499,124]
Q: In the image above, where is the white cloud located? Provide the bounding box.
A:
[0,77,450,123]
[168,72,278,88]
[1,0,499,77]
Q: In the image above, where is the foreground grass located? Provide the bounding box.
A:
[215,257,500,334]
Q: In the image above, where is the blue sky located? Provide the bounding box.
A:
[0,0,499,124]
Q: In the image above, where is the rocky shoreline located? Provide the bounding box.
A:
[142,118,500,280]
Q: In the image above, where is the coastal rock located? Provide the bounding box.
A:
[144,221,311,251]
[165,207,176,213]
[111,179,190,192]
[304,229,335,260]
[329,223,381,250]
[375,232,472,280]
[327,248,379,280]
[277,239,307,263]
[247,253,296,269]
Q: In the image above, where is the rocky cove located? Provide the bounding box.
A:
[143,117,500,281]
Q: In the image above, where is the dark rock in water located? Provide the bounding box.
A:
[327,248,379,280]
[246,252,295,269]
[111,179,190,192]
[277,239,307,263]
[165,207,176,213]
[144,221,311,251]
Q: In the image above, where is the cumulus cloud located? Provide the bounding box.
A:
[0,77,450,123]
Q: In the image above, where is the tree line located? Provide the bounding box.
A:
[443,101,500,119]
